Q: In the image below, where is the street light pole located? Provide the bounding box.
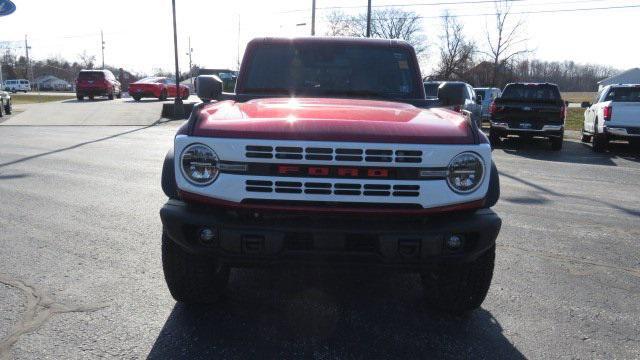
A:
[311,0,316,36]
[366,0,372,37]
[24,35,31,82]
[101,30,105,69]
[186,36,193,90]
[171,0,183,118]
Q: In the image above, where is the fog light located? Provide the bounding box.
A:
[446,235,463,250]
[199,227,217,243]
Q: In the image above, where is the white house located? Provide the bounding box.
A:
[598,68,640,90]
[33,75,73,91]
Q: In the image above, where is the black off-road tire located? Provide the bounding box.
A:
[592,132,607,152]
[159,89,167,101]
[88,95,95,100]
[132,95,141,102]
[4,100,11,115]
[116,92,122,99]
[162,230,229,304]
[108,92,114,100]
[421,246,495,315]
[581,133,591,143]
[483,162,500,208]
[161,148,178,199]
[77,94,84,101]
[550,134,563,151]
[489,128,501,148]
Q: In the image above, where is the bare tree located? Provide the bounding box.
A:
[435,13,475,80]
[325,9,427,54]
[78,51,96,69]
[484,0,530,86]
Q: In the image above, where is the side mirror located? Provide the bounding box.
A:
[196,75,223,102]
[475,94,483,105]
[581,101,592,108]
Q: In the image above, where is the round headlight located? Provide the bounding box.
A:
[180,144,219,186]
[447,152,485,194]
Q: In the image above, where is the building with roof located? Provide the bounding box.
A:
[33,75,73,91]
[598,68,640,90]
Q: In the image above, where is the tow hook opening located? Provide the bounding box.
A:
[242,235,265,254]
[398,238,420,258]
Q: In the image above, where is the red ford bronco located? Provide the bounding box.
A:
[160,37,501,314]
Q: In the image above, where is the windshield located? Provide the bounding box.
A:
[137,77,163,84]
[502,84,561,101]
[242,44,418,99]
[604,87,640,102]
[78,72,105,81]
[438,83,467,105]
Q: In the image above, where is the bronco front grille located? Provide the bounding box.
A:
[245,180,420,197]
[245,145,423,163]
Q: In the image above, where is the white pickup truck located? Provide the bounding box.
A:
[582,84,640,151]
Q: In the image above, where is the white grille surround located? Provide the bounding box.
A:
[174,135,493,209]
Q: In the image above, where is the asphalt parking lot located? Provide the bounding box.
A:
[0,100,639,359]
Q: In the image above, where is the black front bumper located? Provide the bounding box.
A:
[160,200,502,269]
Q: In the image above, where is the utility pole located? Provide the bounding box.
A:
[101,30,105,69]
[236,14,241,70]
[311,0,316,36]
[366,0,372,37]
[186,36,193,89]
[171,0,183,118]
[24,35,31,81]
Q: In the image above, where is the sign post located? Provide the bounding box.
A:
[171,0,184,119]
[0,0,16,16]
[0,0,17,85]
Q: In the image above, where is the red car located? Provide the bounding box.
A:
[128,77,190,101]
[76,69,122,101]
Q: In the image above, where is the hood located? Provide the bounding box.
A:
[192,97,475,144]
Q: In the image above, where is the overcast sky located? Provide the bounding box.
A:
[0,0,638,75]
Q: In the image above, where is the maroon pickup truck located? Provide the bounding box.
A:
[160,37,501,314]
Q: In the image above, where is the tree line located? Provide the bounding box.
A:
[1,0,618,92]
[325,0,617,91]
[0,50,197,90]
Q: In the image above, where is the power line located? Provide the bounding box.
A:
[281,0,526,13]
[280,0,630,13]
[336,3,640,20]
[428,2,640,18]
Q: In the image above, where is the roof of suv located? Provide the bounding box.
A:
[248,36,414,49]
[607,84,640,88]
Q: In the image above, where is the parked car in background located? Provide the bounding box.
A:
[489,83,566,150]
[128,77,190,102]
[435,81,482,126]
[582,84,640,151]
[0,90,12,116]
[423,81,441,98]
[197,69,238,92]
[3,79,30,93]
[75,70,122,101]
[475,87,502,122]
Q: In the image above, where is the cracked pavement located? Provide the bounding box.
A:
[0,115,639,358]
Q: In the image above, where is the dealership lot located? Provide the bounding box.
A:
[0,102,639,358]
